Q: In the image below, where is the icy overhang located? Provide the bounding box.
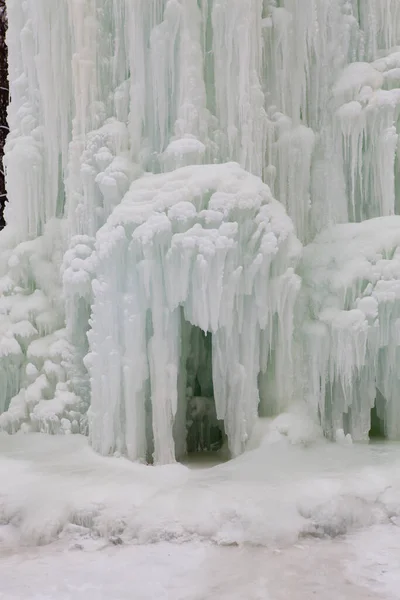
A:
[86,163,301,464]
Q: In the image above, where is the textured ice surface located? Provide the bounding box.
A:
[1,412,400,549]
[87,163,300,462]
[301,217,400,441]
[3,1,400,460]
[1,529,399,600]
[2,534,398,600]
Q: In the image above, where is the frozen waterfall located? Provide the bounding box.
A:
[2,0,400,462]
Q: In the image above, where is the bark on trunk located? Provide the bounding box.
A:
[0,1,8,228]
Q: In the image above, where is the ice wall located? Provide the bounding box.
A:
[2,0,400,460]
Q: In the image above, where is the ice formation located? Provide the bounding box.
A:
[301,217,400,441]
[2,0,400,462]
[87,163,300,462]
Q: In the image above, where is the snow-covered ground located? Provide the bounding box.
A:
[1,528,399,600]
[0,413,400,599]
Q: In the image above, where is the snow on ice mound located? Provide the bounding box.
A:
[86,163,301,464]
[301,216,400,441]
[1,419,400,550]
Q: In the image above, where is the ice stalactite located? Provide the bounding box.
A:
[3,1,400,461]
[358,0,400,61]
[301,216,400,441]
[4,0,73,238]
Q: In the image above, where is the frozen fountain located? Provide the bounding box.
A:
[2,0,400,462]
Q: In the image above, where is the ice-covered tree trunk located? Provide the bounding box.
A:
[0,0,7,228]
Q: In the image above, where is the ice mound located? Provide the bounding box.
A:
[246,404,323,451]
[301,216,400,441]
[87,162,301,464]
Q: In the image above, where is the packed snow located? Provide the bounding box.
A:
[2,534,398,599]
[1,530,400,599]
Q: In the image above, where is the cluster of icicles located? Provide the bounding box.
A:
[1,0,400,463]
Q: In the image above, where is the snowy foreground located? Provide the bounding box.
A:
[1,414,400,599]
[1,527,399,600]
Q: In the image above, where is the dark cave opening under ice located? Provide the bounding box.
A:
[183,325,225,456]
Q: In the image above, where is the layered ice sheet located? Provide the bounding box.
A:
[2,1,400,460]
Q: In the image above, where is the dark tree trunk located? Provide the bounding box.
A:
[0,0,8,228]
